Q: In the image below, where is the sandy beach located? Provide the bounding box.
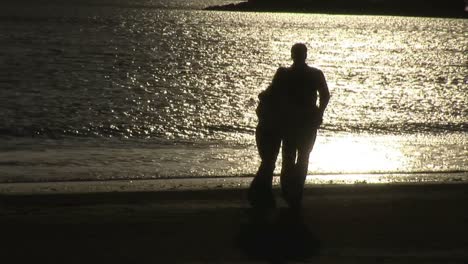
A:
[1,181,467,263]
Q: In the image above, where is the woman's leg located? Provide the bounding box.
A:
[256,124,281,183]
[248,124,281,208]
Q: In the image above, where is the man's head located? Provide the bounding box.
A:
[291,43,307,64]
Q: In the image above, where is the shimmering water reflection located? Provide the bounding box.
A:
[0,133,466,183]
[301,133,467,183]
[0,3,467,184]
[310,134,406,173]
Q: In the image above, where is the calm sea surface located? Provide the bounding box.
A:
[0,0,467,184]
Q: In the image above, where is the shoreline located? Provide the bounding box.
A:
[1,172,468,195]
[204,2,468,19]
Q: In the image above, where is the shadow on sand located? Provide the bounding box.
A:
[237,208,320,263]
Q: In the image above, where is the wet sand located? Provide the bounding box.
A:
[1,183,468,263]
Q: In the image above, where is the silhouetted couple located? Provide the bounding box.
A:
[248,43,330,210]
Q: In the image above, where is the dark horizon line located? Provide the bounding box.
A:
[205,1,468,19]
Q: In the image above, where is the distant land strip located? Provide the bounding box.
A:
[205,0,468,18]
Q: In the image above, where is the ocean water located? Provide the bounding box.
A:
[0,0,467,184]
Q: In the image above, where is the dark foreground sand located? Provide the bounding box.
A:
[1,183,468,263]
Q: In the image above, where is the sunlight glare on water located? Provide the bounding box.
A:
[310,135,406,174]
[302,133,468,183]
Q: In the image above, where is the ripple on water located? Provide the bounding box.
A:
[0,8,467,141]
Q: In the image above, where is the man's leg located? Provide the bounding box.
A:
[280,135,297,181]
[280,133,301,208]
[296,129,317,183]
[281,129,317,209]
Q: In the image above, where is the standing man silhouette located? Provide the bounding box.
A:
[248,43,330,209]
